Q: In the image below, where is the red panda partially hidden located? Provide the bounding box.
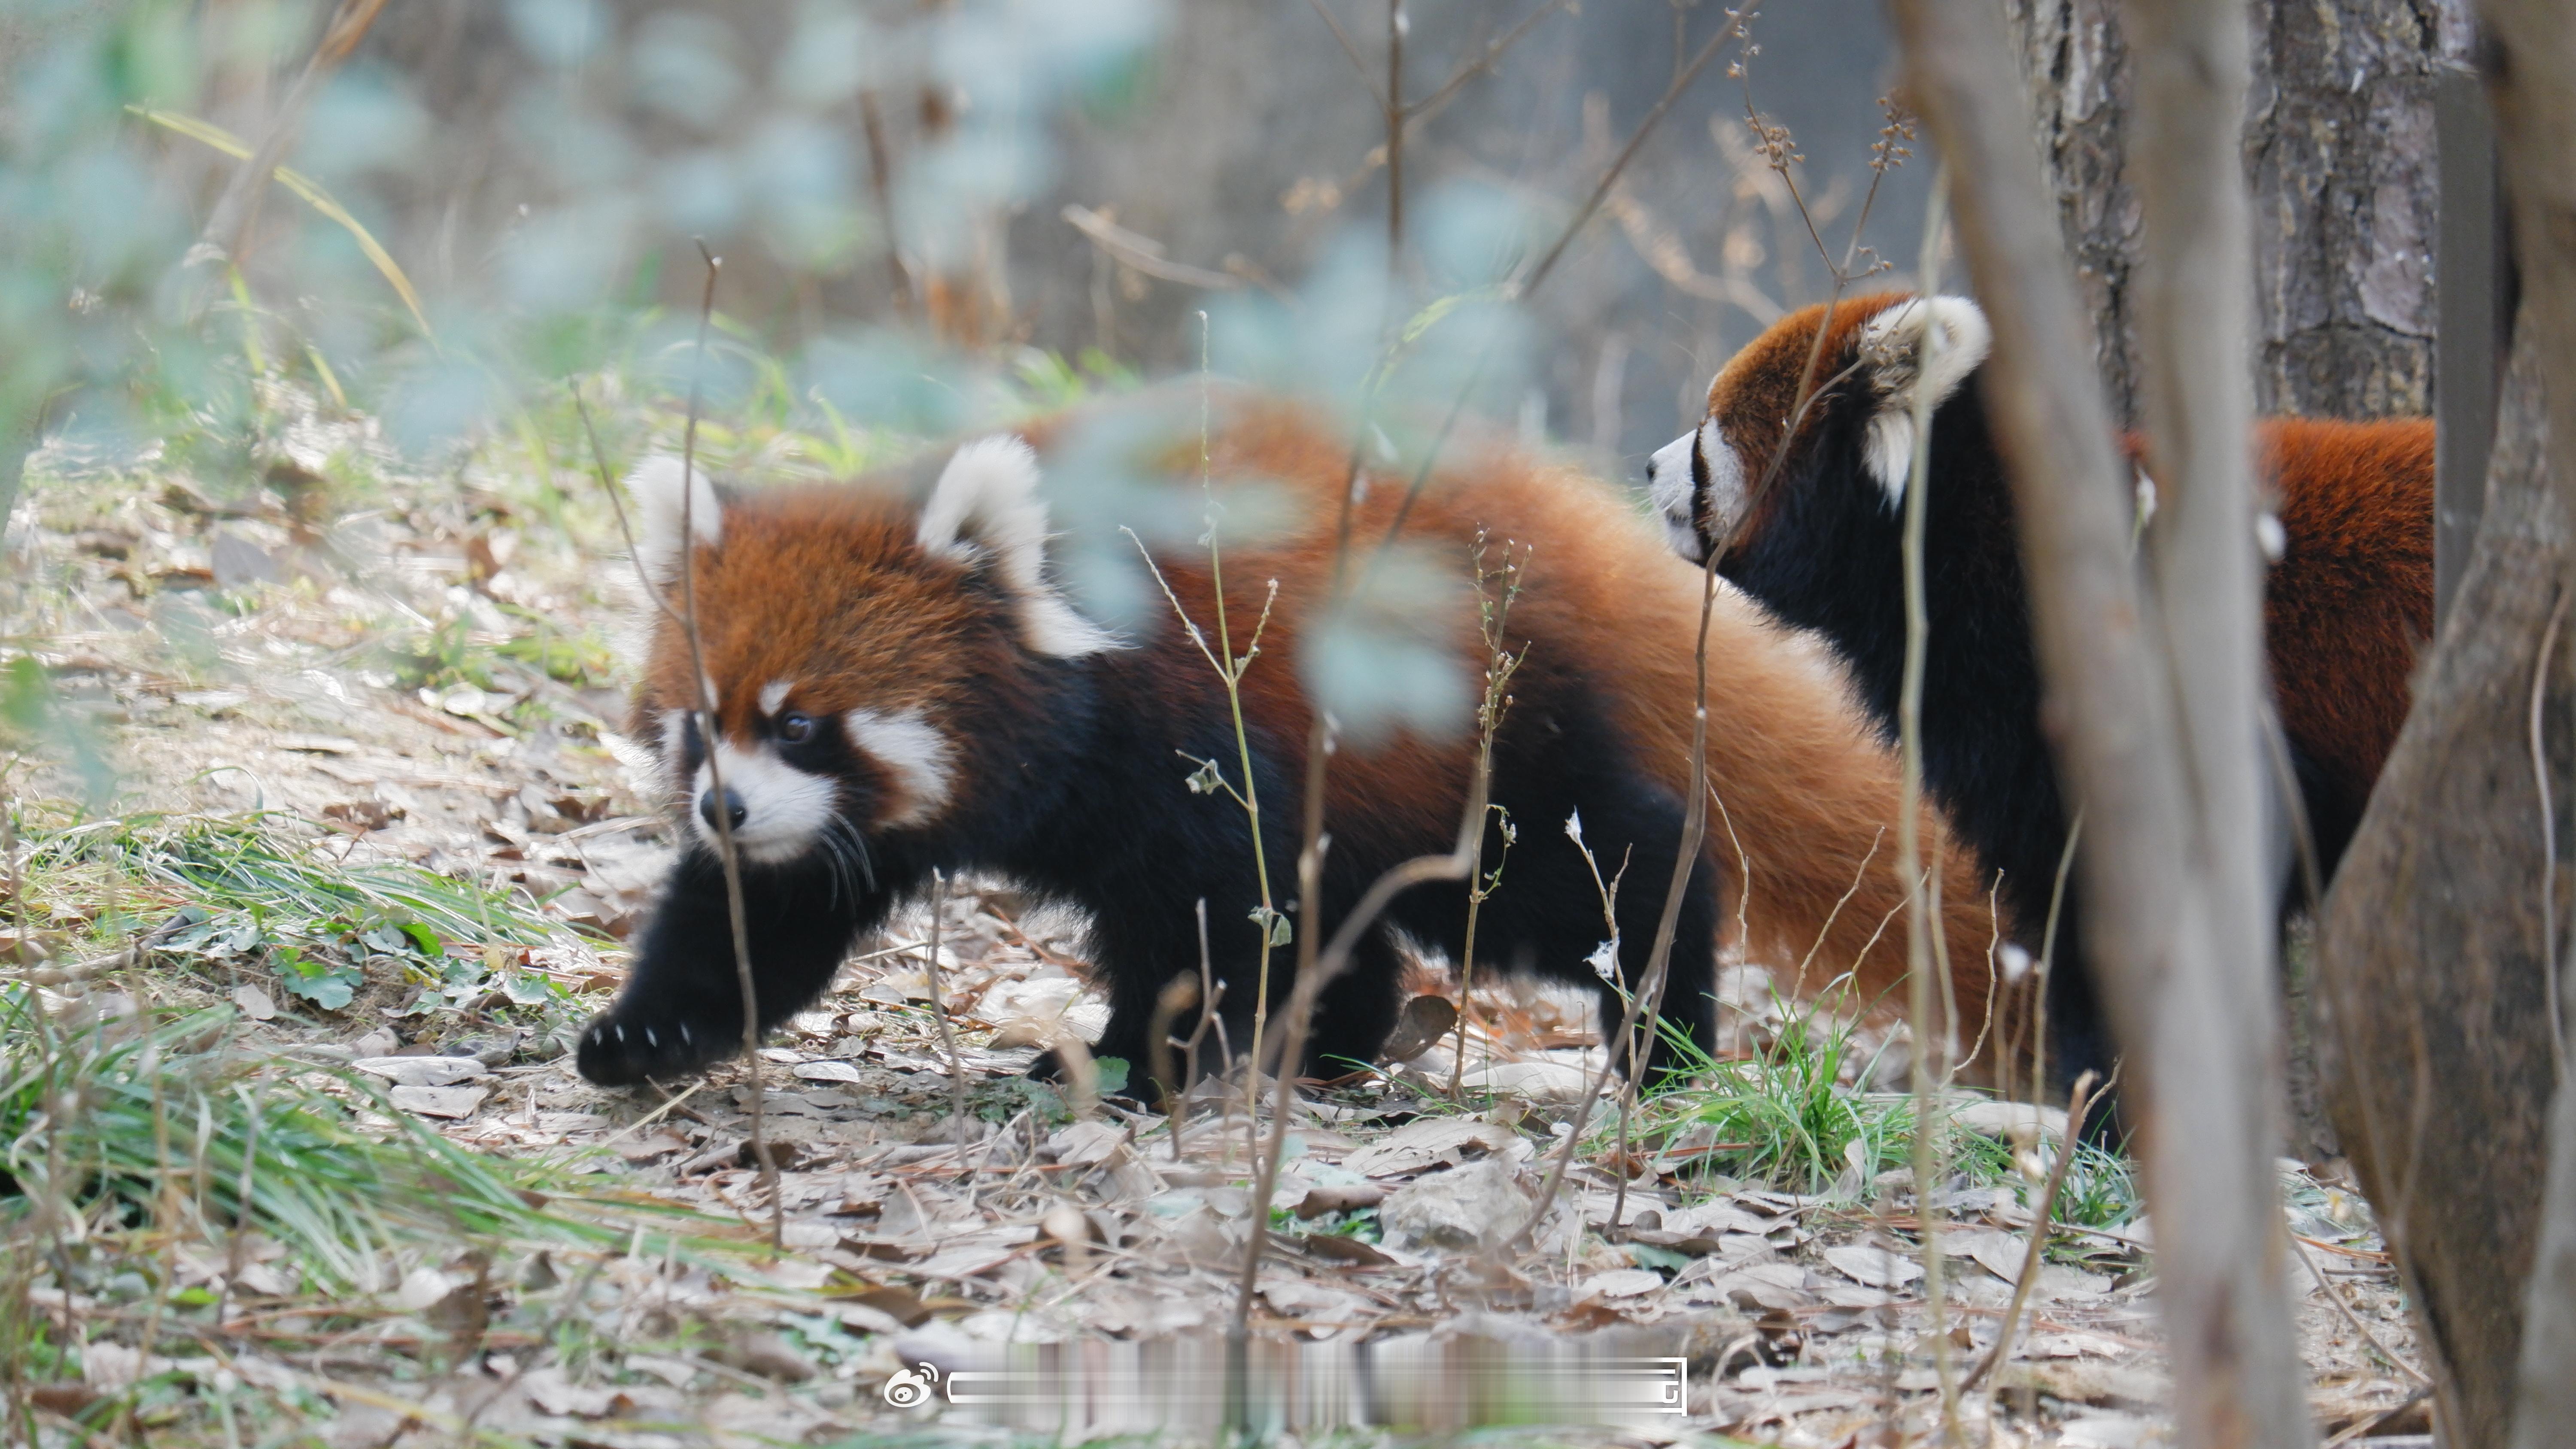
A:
[1644,291,2432,1097]
[576,392,2023,1094]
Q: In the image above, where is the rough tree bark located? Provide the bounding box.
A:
[2323,336,2558,1449]
[1891,0,2315,1441]
[2001,0,2455,424]
[2483,0,2576,1441]
[2005,0,2457,1165]
[2318,0,2576,1441]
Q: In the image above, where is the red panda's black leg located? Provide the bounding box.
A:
[577,850,886,1087]
[1067,899,1403,1098]
[1422,761,1724,1082]
[1059,901,1250,1099]
[1303,931,1408,1080]
[1615,850,1723,1082]
[1560,834,1721,1084]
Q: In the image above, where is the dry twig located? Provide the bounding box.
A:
[571,244,780,1249]
[2,797,21,968]
[1519,18,1740,296]
[920,869,972,1141]
[1449,539,1528,1100]
[1896,162,1964,1439]
[2536,591,2569,1076]
[2293,1228,2432,1387]
[1967,1069,2102,1391]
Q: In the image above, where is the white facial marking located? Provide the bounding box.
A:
[1646,431,1701,561]
[847,706,957,829]
[1698,418,1747,544]
[1646,418,1747,565]
[917,435,1123,657]
[692,739,839,865]
[758,679,793,716]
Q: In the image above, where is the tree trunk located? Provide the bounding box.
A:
[2001,0,2454,424]
[2318,336,2560,1449]
[2004,0,2456,1165]
[2244,0,2454,417]
[2478,0,2576,1439]
[2001,0,2143,426]
[1893,0,2317,1439]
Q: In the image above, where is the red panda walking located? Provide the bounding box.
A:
[576,392,2022,1094]
[1644,291,2432,1096]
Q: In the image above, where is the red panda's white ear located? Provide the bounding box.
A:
[1855,295,1992,505]
[918,434,1122,657]
[626,454,723,583]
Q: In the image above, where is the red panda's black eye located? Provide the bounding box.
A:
[777,712,814,743]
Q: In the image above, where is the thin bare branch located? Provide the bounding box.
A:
[858,91,913,319]
[1061,205,1249,293]
[1230,768,1486,1359]
[1965,1069,2103,1391]
[665,241,782,1251]
[1450,539,1528,1100]
[2537,591,2569,1079]
[920,869,972,1140]
[1519,14,1743,297]
[1385,0,1406,258]
[2,800,21,969]
[1897,161,1962,1439]
[2294,1228,2433,1388]
[1301,0,1389,110]
[1404,0,1574,120]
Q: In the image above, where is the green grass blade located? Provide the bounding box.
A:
[126,104,438,346]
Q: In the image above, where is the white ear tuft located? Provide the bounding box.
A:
[627,454,723,581]
[917,434,1121,658]
[1856,295,1994,506]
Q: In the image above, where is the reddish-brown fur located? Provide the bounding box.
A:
[635,395,2028,1084]
[2247,417,2435,823]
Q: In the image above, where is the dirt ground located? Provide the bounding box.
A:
[1,403,2431,1447]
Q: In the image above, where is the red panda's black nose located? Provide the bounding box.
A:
[698,787,747,833]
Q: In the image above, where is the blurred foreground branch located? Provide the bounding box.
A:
[183,0,390,281]
[1888,0,2313,1443]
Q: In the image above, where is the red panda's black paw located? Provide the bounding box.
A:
[1024,1046,1157,1106]
[576,1011,728,1087]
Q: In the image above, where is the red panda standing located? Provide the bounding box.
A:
[1644,291,2432,1097]
[575,391,2024,1094]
